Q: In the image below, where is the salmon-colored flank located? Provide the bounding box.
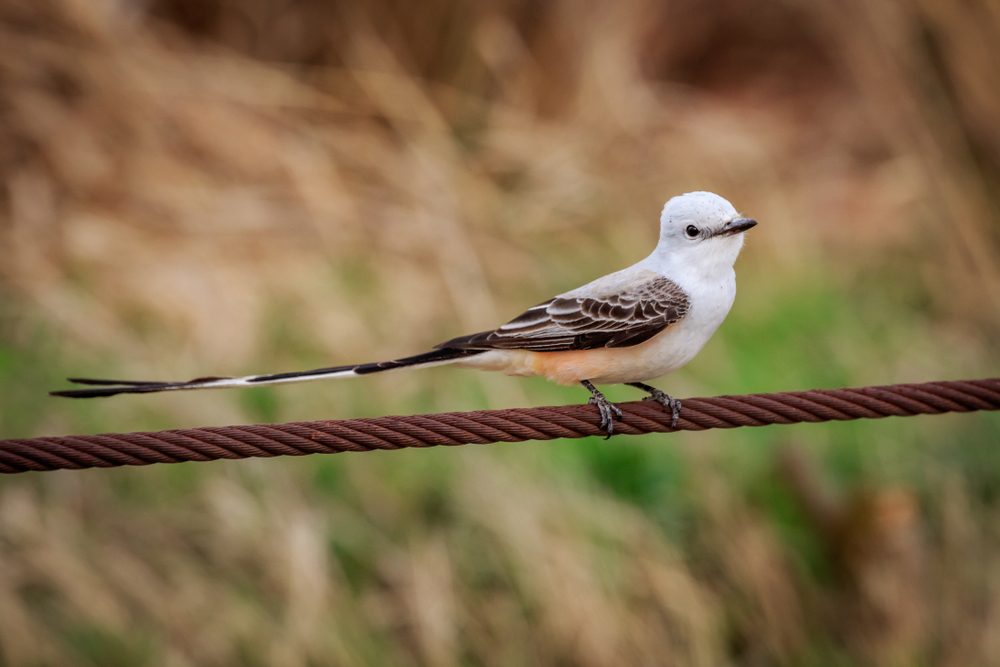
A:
[527,349,624,386]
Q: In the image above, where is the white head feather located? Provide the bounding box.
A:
[649,191,755,277]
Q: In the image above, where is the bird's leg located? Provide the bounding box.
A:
[581,379,623,438]
[627,382,681,428]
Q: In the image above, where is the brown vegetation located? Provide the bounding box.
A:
[1,0,999,664]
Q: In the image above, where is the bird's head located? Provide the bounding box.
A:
[654,191,756,273]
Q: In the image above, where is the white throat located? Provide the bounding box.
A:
[644,233,744,284]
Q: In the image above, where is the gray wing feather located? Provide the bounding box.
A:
[439,276,690,352]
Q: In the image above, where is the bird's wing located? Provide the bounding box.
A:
[439,272,690,352]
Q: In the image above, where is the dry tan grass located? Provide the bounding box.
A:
[1,0,999,664]
[4,0,996,371]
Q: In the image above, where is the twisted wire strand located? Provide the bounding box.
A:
[2,378,997,474]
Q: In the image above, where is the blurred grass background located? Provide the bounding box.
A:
[1,0,1000,664]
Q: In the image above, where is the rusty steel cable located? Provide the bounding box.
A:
[1,378,998,474]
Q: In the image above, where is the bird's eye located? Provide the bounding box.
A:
[684,225,700,238]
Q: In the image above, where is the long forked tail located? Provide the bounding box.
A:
[50,348,484,399]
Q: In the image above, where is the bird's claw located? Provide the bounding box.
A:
[588,395,624,438]
[642,390,682,428]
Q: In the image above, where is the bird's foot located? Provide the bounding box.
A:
[628,383,682,428]
[581,380,623,438]
[588,394,624,438]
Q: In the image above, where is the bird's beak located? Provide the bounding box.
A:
[719,217,757,236]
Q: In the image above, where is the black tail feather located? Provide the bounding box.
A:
[67,378,168,386]
[51,348,485,399]
[51,383,182,398]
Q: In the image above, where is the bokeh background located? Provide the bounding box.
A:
[2,0,1000,664]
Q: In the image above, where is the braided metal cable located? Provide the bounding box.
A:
[2,378,998,474]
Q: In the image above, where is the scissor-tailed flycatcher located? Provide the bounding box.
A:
[52,191,756,436]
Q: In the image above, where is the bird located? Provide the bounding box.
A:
[52,191,756,437]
